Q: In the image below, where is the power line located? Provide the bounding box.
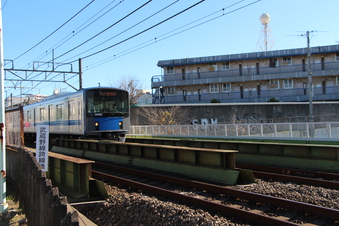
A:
[85,0,259,69]
[69,0,206,63]
[5,0,121,85]
[54,0,153,61]
[61,0,181,63]
[13,0,96,61]
[39,0,125,62]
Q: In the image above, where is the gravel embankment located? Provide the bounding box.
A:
[79,179,339,225]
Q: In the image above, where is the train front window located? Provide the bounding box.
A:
[86,89,129,116]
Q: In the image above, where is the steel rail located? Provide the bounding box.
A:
[237,163,339,181]
[250,170,339,190]
[94,162,339,221]
[92,170,300,226]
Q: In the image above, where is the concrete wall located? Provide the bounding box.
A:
[131,102,339,125]
[6,147,94,226]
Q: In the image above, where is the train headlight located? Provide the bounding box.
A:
[119,121,123,129]
[95,122,99,130]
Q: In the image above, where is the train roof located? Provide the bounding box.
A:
[23,87,128,108]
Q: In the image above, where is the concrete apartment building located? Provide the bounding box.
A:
[151,44,339,104]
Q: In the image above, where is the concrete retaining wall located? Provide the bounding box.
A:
[6,147,94,226]
[131,102,339,125]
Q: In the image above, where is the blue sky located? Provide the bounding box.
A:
[2,0,338,98]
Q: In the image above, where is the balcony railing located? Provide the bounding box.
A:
[151,61,339,85]
[152,86,339,104]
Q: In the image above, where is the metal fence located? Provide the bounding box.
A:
[130,122,339,141]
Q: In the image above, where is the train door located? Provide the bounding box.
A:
[48,105,52,129]
[77,98,82,132]
[68,100,75,133]
[33,108,37,130]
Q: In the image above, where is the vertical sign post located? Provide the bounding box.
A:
[0,0,8,213]
[36,126,49,172]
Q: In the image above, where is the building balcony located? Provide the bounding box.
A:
[152,86,339,104]
[151,61,339,89]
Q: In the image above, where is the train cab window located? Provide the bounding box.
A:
[86,89,129,117]
[56,104,64,120]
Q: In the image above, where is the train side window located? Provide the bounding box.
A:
[56,104,64,120]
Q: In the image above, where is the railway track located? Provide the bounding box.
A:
[91,162,339,225]
[236,163,339,189]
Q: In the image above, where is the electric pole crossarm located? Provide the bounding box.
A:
[32,61,73,72]
[63,81,79,91]
[4,68,79,74]
[5,70,26,80]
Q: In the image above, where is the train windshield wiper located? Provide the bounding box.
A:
[113,111,125,116]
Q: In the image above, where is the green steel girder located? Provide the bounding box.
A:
[53,139,247,185]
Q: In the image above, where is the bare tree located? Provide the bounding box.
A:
[137,106,190,125]
[108,76,144,106]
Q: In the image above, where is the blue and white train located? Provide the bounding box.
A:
[23,87,130,142]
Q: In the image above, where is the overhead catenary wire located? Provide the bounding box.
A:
[61,0,181,63]
[54,0,153,61]
[5,0,123,89]
[67,0,206,63]
[12,0,96,61]
[85,0,259,70]
[38,0,125,63]
[6,0,261,97]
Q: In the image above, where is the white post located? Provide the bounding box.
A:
[0,0,8,213]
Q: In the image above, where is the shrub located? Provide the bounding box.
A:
[267,97,280,102]
[211,99,221,103]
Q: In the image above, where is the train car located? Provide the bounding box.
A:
[23,87,130,142]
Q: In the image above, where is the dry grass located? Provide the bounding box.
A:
[0,184,27,226]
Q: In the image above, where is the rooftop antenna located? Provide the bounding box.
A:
[257,13,274,51]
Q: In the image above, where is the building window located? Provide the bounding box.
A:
[166,66,174,74]
[222,83,231,92]
[167,87,175,95]
[283,79,293,89]
[336,53,339,61]
[210,84,219,93]
[336,76,339,85]
[269,80,279,89]
[209,63,218,71]
[282,56,292,65]
[269,58,278,68]
[221,62,230,70]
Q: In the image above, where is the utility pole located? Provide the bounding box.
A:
[0,0,8,213]
[306,31,314,123]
